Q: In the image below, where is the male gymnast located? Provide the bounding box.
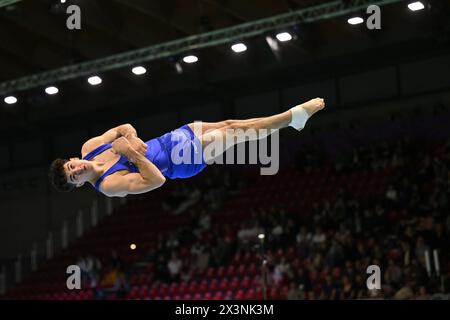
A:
[49,98,325,197]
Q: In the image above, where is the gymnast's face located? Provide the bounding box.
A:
[64,158,93,187]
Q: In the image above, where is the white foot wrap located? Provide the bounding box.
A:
[289,106,310,131]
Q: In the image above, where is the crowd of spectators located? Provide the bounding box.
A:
[79,132,450,299]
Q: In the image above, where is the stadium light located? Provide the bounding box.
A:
[45,86,59,95]
[132,66,147,75]
[408,1,425,11]
[265,36,279,51]
[183,55,198,64]
[4,96,17,104]
[231,43,247,53]
[87,76,102,86]
[175,62,183,74]
[276,32,292,42]
[347,17,364,25]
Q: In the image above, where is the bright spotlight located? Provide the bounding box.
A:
[175,62,183,74]
[258,234,265,240]
[183,55,198,64]
[130,243,137,250]
[60,0,66,3]
[347,17,364,25]
[276,32,292,42]
[4,96,17,104]
[88,76,102,86]
[45,86,59,95]
[265,36,279,52]
[231,43,247,53]
[132,66,147,75]
[408,1,425,11]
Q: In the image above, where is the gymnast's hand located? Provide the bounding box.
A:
[111,136,133,156]
[127,135,148,156]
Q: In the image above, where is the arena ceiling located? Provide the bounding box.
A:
[0,0,449,136]
[0,0,334,81]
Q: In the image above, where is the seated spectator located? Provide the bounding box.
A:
[167,252,183,282]
[321,275,338,300]
[415,286,430,300]
[296,226,312,245]
[340,275,355,299]
[287,282,304,300]
[166,232,180,250]
[312,227,326,246]
[272,258,290,286]
[384,259,403,289]
[394,283,414,300]
[97,265,129,299]
[414,236,430,262]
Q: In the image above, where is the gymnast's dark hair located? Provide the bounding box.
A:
[49,158,75,192]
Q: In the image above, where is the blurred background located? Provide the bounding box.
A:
[0,0,449,300]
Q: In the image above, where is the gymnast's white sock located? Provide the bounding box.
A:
[289,105,310,131]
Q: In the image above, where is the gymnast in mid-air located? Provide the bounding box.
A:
[49,98,325,197]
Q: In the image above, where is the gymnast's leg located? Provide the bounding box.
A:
[198,98,325,160]
[187,117,266,136]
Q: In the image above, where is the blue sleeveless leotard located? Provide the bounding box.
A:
[82,125,207,192]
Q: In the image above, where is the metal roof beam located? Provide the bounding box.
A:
[0,0,403,95]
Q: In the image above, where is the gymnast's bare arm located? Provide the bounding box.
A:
[81,123,147,158]
[99,137,166,197]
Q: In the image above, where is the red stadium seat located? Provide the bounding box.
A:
[219,278,229,291]
[237,264,246,276]
[204,292,212,300]
[216,266,225,278]
[280,285,289,299]
[199,280,209,293]
[232,252,242,264]
[138,285,148,297]
[229,277,240,291]
[209,279,219,292]
[178,282,188,295]
[188,281,198,294]
[248,263,258,276]
[206,267,215,279]
[252,275,261,287]
[234,289,244,300]
[241,276,251,289]
[182,293,192,300]
[244,288,255,300]
[226,265,236,278]
[193,293,203,300]
[169,283,179,296]
[224,290,233,300]
[243,252,253,264]
[269,287,280,299]
[213,291,223,300]
[159,284,169,297]
[255,287,263,300]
